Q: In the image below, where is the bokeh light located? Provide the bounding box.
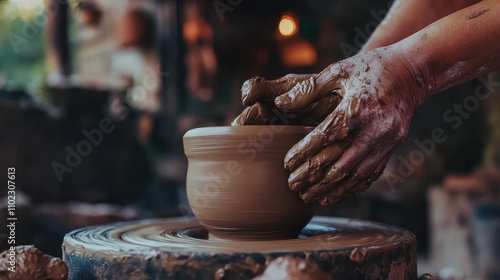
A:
[278,15,298,37]
[6,0,45,21]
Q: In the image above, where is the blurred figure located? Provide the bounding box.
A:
[184,2,218,102]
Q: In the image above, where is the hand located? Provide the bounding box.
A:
[284,48,425,206]
[234,47,426,206]
[231,74,342,126]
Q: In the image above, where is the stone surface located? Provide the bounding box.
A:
[0,245,68,280]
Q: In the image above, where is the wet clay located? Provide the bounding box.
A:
[0,245,68,280]
[183,126,317,240]
[232,75,342,127]
[252,256,331,280]
[62,216,417,279]
[232,49,421,207]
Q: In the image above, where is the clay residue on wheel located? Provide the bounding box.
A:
[0,245,68,280]
[62,217,417,279]
[62,217,413,254]
[253,256,331,280]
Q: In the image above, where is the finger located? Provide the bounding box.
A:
[284,110,352,171]
[354,145,397,178]
[315,61,350,92]
[298,134,374,203]
[275,76,343,111]
[275,62,349,111]
[231,103,275,125]
[293,94,343,126]
[299,165,350,203]
[288,143,347,192]
[242,74,312,106]
[318,172,379,206]
[318,147,395,206]
[319,168,384,206]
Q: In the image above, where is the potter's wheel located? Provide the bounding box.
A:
[63,216,416,279]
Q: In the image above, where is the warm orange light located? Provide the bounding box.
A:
[281,40,317,67]
[278,15,298,36]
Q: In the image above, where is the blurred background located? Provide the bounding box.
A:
[0,0,499,278]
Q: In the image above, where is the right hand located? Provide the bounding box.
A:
[232,47,426,206]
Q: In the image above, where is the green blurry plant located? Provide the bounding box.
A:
[0,0,77,100]
[0,0,47,97]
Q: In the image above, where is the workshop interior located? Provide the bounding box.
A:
[0,0,499,279]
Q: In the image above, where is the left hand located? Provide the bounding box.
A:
[232,74,342,126]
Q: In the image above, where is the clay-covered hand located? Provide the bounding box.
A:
[231,74,342,126]
[234,47,426,206]
[283,47,426,206]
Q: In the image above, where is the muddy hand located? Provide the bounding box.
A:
[283,47,426,206]
[232,74,342,126]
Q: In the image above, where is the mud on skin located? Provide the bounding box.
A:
[234,47,424,206]
[234,0,500,206]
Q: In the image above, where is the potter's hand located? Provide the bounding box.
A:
[284,48,426,206]
[231,74,342,126]
[234,0,499,205]
[234,47,426,206]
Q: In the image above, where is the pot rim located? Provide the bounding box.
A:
[184,125,313,139]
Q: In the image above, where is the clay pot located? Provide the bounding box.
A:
[183,126,317,240]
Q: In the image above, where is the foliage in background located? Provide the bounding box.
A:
[0,0,47,95]
[0,0,78,98]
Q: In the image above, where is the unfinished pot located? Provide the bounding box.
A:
[183,125,316,240]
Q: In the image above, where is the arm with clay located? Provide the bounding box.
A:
[361,0,481,52]
[233,0,500,206]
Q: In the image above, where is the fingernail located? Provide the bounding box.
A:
[275,96,290,107]
[288,169,299,182]
[241,80,252,103]
[288,169,306,191]
[284,157,299,171]
[300,192,314,203]
[290,182,301,192]
[242,93,249,104]
[319,197,330,206]
[231,118,240,126]
[274,97,283,106]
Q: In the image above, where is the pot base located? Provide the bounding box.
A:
[62,216,417,279]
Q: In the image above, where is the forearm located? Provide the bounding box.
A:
[395,0,500,103]
[362,0,482,52]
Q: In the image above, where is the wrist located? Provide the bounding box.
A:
[389,42,435,109]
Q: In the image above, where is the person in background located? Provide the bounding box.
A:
[233,0,499,206]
